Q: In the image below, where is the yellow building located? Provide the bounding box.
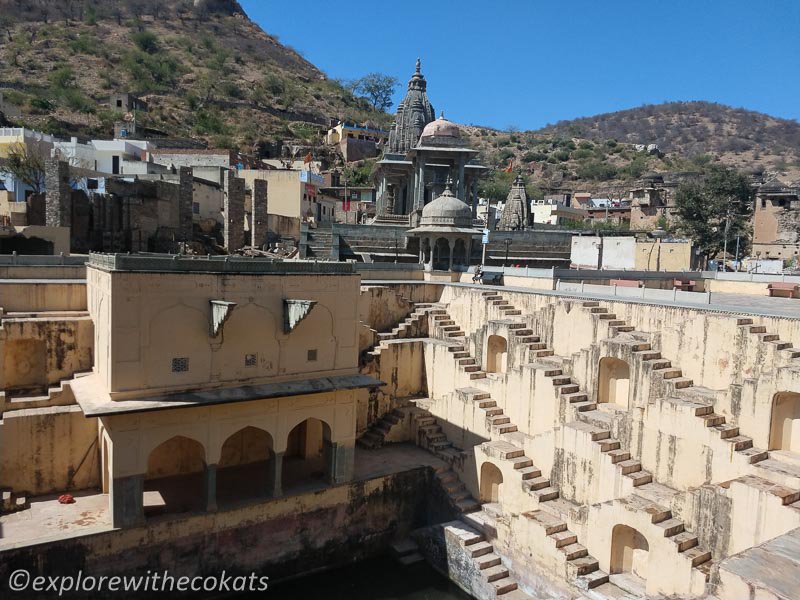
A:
[71,254,378,527]
[239,168,326,222]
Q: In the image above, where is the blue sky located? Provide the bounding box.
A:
[240,0,800,130]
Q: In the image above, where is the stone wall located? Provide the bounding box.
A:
[0,315,93,392]
[178,167,194,241]
[0,405,100,494]
[44,159,71,228]
[224,170,245,251]
[0,281,87,312]
[251,179,268,248]
[0,467,439,597]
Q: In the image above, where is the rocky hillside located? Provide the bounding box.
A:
[0,0,389,151]
[467,102,800,198]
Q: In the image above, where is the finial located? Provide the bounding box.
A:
[440,110,445,119]
[444,175,454,192]
[416,57,421,73]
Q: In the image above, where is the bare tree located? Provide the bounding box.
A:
[3,141,48,194]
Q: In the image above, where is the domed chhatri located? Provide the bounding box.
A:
[420,185,473,228]
[407,180,480,273]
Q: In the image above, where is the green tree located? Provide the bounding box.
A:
[675,165,753,262]
[352,73,398,111]
[132,30,159,53]
[478,171,516,202]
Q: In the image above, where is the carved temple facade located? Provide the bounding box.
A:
[374,60,487,222]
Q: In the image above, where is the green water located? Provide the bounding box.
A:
[267,556,473,600]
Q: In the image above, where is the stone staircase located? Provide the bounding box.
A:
[306,224,333,259]
[1,486,30,514]
[523,510,610,590]
[571,422,654,489]
[372,303,439,347]
[0,369,91,415]
[481,439,560,503]
[539,361,598,414]
[457,387,516,436]
[443,518,529,597]
[582,306,771,467]
[581,301,637,335]
[623,336,770,466]
[457,388,562,505]
[738,317,800,362]
[588,311,770,471]
[357,407,406,450]
[480,291,555,360]
[617,492,713,578]
[432,316,488,381]
[412,409,481,514]
[660,393,769,466]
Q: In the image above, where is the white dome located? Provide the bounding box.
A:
[420,187,472,228]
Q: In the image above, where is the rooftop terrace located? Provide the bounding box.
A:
[87,253,355,275]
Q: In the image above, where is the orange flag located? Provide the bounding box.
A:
[503,159,513,173]
[304,152,313,164]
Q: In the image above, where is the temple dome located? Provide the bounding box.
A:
[420,115,461,141]
[420,186,473,228]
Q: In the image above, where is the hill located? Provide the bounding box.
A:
[0,0,390,151]
[466,102,800,199]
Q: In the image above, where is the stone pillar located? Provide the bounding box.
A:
[324,441,354,485]
[251,179,268,249]
[110,474,144,528]
[471,179,478,220]
[205,464,217,511]
[413,163,425,211]
[447,239,453,271]
[267,451,284,498]
[45,159,72,227]
[386,184,396,215]
[224,170,245,252]
[457,158,466,201]
[178,166,194,242]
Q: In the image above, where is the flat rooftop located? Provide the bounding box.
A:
[88,253,354,275]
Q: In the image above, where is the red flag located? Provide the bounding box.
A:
[303,152,313,164]
[503,159,513,173]
[343,198,351,212]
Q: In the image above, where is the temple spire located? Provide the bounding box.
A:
[386,57,435,154]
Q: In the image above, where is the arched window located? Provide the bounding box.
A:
[479,461,503,503]
[770,392,800,452]
[610,524,649,581]
[598,357,631,408]
[487,335,508,374]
